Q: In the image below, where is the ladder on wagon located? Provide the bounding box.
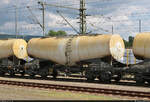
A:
[65,36,74,66]
[64,36,74,76]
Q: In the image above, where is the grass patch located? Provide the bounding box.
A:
[36,89,121,100]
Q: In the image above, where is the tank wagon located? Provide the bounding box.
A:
[1,33,149,85]
[0,39,28,76]
[131,32,150,84]
[26,34,126,82]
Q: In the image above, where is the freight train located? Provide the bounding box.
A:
[0,33,149,85]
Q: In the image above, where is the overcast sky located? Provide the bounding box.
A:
[0,0,150,40]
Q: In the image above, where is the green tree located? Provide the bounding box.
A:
[123,36,134,48]
[47,30,67,36]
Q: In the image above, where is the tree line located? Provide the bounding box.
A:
[46,30,67,36]
[123,36,134,48]
[46,30,134,48]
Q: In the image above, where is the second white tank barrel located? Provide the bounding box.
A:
[71,34,125,64]
[27,34,125,66]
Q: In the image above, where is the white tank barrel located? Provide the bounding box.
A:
[133,32,150,59]
[0,39,28,59]
[27,34,125,66]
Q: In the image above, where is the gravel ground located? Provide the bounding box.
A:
[0,76,150,93]
[0,84,126,100]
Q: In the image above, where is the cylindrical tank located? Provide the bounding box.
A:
[133,32,150,59]
[0,39,28,59]
[27,34,125,66]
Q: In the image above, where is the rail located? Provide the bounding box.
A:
[0,79,149,99]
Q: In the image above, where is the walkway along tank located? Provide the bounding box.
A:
[27,34,125,81]
[0,39,28,76]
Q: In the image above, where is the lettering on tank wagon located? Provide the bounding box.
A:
[110,42,124,60]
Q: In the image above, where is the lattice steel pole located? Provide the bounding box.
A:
[42,3,45,36]
[79,0,86,35]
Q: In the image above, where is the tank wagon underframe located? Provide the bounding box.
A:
[0,57,26,76]
[0,55,150,84]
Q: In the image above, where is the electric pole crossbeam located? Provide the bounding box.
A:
[38,0,87,35]
[44,3,79,10]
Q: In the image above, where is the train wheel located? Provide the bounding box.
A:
[8,70,15,77]
[0,72,5,76]
[135,74,144,85]
[52,69,58,79]
[146,80,150,85]
[97,76,101,82]
[114,74,121,82]
[86,76,95,82]
[147,81,150,85]
[20,71,25,77]
[30,74,35,78]
[85,71,95,82]
[99,72,111,83]
[41,75,47,78]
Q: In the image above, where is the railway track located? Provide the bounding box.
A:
[0,79,149,99]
